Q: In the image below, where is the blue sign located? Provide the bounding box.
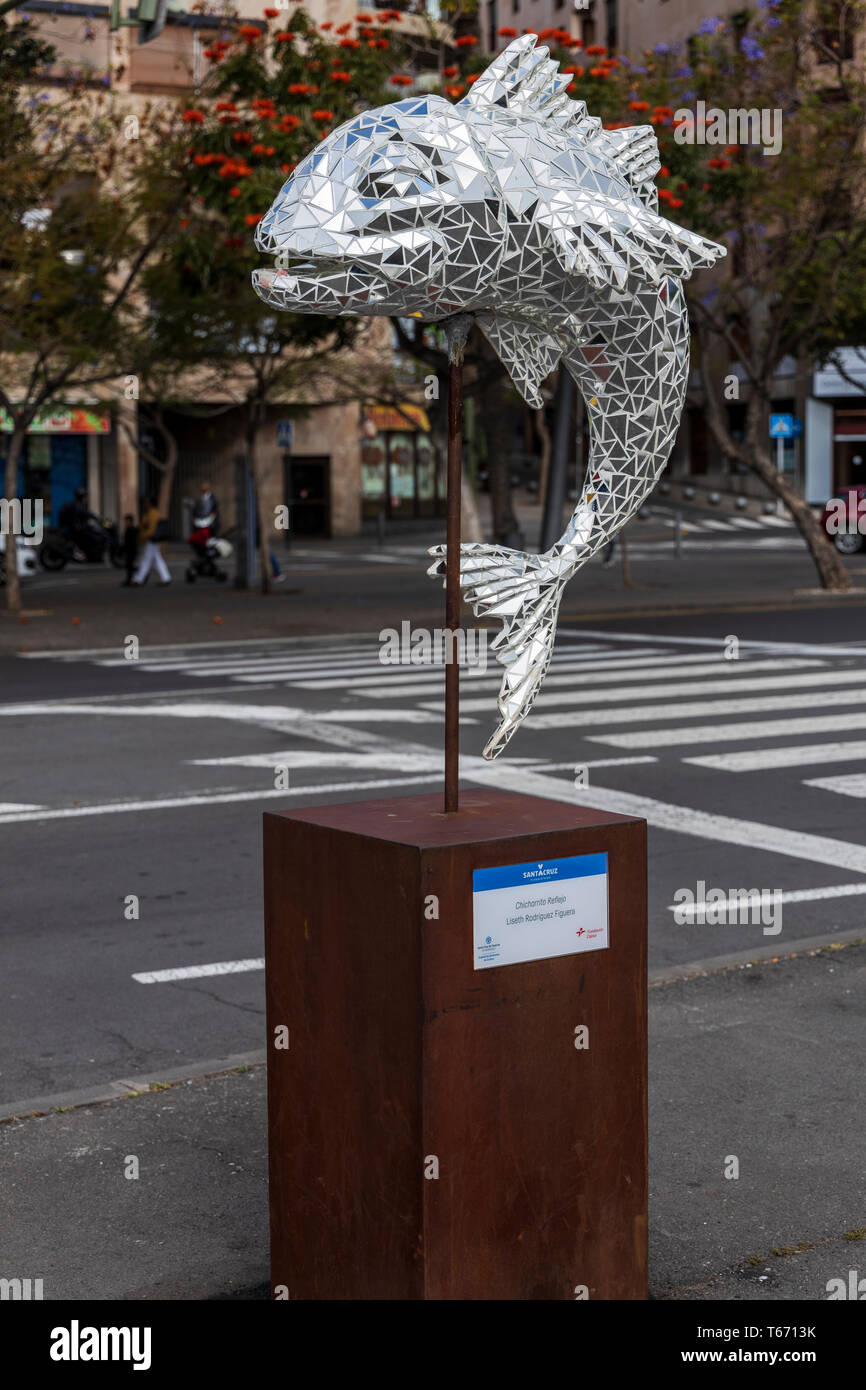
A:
[276,419,294,449]
[769,413,793,437]
[473,852,608,894]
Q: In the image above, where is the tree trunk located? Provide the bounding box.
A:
[3,424,26,613]
[247,405,270,595]
[460,468,483,544]
[540,368,574,553]
[478,340,523,547]
[153,412,179,523]
[695,324,853,591]
[743,398,851,589]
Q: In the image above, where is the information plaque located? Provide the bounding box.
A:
[472,851,609,969]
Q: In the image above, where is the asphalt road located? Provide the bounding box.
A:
[1,551,866,1106]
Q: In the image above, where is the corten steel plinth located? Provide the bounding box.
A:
[263,788,647,1301]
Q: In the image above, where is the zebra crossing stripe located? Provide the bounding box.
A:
[590,711,866,749]
[437,664,852,715]
[468,685,866,729]
[463,759,866,874]
[309,655,821,697]
[685,741,866,772]
[803,773,866,798]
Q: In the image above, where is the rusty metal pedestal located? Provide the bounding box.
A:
[263,787,647,1300]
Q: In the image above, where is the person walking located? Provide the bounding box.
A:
[133,498,171,586]
[120,513,139,587]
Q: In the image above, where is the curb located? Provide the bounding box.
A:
[0,1049,266,1125]
[649,928,865,987]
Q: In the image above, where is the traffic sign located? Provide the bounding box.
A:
[277,419,294,449]
[769,413,794,438]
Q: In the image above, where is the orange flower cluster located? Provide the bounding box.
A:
[288,82,312,94]
[312,109,334,122]
[320,21,333,30]
[263,7,280,16]
[279,113,301,130]
[497,26,517,38]
[466,73,480,83]
[218,156,253,179]
[339,37,360,48]
[442,65,458,77]
[649,105,675,125]
[238,24,262,42]
[203,39,231,61]
[252,97,277,119]
[536,27,575,46]
[335,22,351,34]
[245,212,264,225]
[330,71,351,82]
[274,32,295,43]
[252,143,276,156]
[232,130,253,144]
[390,74,413,86]
[629,100,649,112]
[707,156,731,169]
[585,44,607,55]
[658,189,683,208]
[455,34,477,47]
[182,109,205,124]
[192,152,219,166]
[445,84,465,98]
[215,101,237,112]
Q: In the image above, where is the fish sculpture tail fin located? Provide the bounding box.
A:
[427,543,564,759]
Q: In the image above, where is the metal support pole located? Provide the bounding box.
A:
[444,314,472,814]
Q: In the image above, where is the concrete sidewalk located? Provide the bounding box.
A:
[0,941,862,1300]
[3,536,865,655]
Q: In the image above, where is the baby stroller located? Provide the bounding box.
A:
[186,511,232,583]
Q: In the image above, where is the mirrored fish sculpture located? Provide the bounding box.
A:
[253,34,726,758]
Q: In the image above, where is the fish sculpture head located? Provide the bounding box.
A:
[253,92,501,318]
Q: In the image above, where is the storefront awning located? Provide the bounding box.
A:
[0,406,111,434]
[364,403,430,433]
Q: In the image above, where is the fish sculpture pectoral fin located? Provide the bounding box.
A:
[427,542,565,759]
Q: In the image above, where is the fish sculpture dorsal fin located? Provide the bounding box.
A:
[461,35,658,190]
[460,34,588,131]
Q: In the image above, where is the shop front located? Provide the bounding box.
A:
[1,405,112,523]
[361,404,444,522]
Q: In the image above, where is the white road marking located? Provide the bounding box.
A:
[535,756,658,770]
[0,775,441,825]
[189,749,444,772]
[347,656,823,701]
[590,712,866,749]
[0,700,461,725]
[686,741,866,772]
[441,665,854,716]
[521,686,866,731]
[563,628,866,659]
[0,802,43,812]
[133,958,264,984]
[462,759,866,874]
[803,773,866,798]
[668,882,866,914]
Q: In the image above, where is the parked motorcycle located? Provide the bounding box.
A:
[39,516,124,571]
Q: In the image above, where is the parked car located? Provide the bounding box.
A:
[822,485,866,554]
